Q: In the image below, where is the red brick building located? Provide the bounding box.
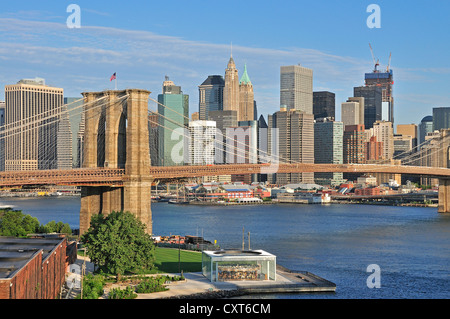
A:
[354,187,382,196]
[0,237,76,299]
[366,136,383,161]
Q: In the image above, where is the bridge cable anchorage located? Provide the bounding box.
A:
[148,96,295,165]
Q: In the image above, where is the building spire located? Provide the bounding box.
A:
[227,42,236,69]
[240,63,251,85]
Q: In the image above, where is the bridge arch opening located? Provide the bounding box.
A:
[97,112,106,167]
[117,112,127,168]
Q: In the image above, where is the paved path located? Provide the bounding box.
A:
[69,257,335,299]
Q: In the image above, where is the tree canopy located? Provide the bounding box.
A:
[81,211,155,276]
[0,209,71,237]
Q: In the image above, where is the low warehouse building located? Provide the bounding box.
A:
[0,237,76,299]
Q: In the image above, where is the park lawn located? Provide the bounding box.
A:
[154,247,202,273]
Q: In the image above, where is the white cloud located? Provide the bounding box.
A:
[0,17,448,124]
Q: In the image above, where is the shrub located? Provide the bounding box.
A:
[108,286,137,299]
[135,276,168,294]
[81,274,105,299]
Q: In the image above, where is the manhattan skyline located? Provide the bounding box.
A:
[0,0,449,126]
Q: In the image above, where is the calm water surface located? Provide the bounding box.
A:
[1,196,449,299]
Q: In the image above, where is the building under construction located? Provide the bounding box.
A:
[365,45,394,125]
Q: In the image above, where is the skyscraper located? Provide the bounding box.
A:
[208,110,237,165]
[227,120,258,184]
[270,107,314,184]
[341,97,365,127]
[366,136,383,161]
[365,69,394,123]
[64,97,83,168]
[353,86,382,129]
[280,65,313,113]
[432,107,450,131]
[343,124,366,164]
[157,77,189,166]
[198,75,224,121]
[313,91,335,120]
[4,78,72,171]
[418,115,433,148]
[393,134,413,159]
[238,64,254,122]
[223,54,240,118]
[372,120,394,160]
[0,101,5,171]
[397,124,417,149]
[314,119,344,186]
[189,120,216,165]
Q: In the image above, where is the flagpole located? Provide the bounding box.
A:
[115,77,117,90]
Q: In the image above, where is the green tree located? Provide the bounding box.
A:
[60,223,71,234]
[45,220,57,233]
[0,210,27,236]
[56,221,64,232]
[22,215,40,234]
[81,211,155,277]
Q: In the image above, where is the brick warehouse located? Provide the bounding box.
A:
[0,237,77,299]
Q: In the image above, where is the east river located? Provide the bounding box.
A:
[1,196,449,299]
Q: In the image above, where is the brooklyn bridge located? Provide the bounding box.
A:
[1,89,450,235]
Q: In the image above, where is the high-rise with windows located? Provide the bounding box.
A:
[432,107,450,131]
[354,86,382,129]
[64,97,83,168]
[341,97,365,127]
[397,124,417,150]
[313,91,335,120]
[4,78,72,171]
[372,120,394,160]
[365,69,394,124]
[270,107,314,184]
[157,77,189,166]
[189,120,216,165]
[343,124,366,164]
[314,119,344,186]
[418,115,433,148]
[280,65,313,113]
[238,64,254,122]
[223,54,240,118]
[198,75,224,121]
[0,101,5,171]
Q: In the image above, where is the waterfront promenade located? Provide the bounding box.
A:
[73,255,336,299]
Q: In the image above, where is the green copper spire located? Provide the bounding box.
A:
[240,64,252,85]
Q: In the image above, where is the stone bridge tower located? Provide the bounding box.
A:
[79,89,152,235]
[437,129,450,213]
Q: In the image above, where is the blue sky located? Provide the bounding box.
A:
[0,0,449,127]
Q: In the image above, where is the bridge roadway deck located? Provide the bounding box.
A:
[0,163,450,187]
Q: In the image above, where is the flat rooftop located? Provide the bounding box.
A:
[202,249,276,259]
[0,237,65,279]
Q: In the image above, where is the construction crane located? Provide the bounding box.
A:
[369,43,380,72]
[386,52,392,72]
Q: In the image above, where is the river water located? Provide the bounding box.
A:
[1,196,449,299]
